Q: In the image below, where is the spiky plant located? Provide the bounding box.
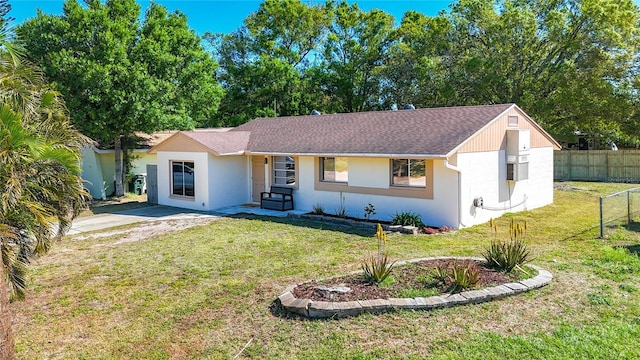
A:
[361,224,396,284]
[484,219,532,272]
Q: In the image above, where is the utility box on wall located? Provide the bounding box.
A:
[506,129,530,181]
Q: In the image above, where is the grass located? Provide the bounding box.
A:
[10,181,640,359]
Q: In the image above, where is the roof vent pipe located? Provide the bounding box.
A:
[403,104,416,110]
[310,109,321,115]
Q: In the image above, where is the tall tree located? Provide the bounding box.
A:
[319,1,395,113]
[379,10,451,109]
[439,0,640,143]
[0,26,87,360]
[206,0,330,124]
[18,0,223,196]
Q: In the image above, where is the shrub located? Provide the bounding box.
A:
[311,203,324,215]
[391,211,424,227]
[363,203,376,221]
[449,261,479,292]
[483,218,532,272]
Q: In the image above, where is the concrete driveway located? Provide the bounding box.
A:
[67,205,219,235]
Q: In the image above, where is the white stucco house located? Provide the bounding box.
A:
[148,104,561,228]
[81,132,176,199]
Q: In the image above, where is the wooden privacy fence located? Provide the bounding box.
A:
[554,150,640,183]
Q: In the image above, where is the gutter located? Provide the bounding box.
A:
[444,158,465,229]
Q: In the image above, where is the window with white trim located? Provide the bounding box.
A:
[171,161,195,197]
[321,157,348,182]
[391,159,426,187]
[273,156,296,185]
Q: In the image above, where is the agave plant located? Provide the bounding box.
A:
[448,261,480,292]
[361,253,396,284]
[484,219,532,272]
[361,224,396,284]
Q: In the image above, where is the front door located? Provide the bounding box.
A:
[251,156,266,202]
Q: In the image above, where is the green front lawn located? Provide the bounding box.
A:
[12,182,640,359]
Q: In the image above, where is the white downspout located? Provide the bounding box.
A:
[444,158,465,229]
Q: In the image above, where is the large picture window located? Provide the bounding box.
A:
[392,159,426,187]
[273,156,296,186]
[321,157,348,182]
[172,161,195,197]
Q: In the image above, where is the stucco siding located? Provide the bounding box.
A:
[97,152,116,196]
[457,147,554,226]
[130,151,157,176]
[348,157,389,189]
[293,156,459,227]
[208,155,250,209]
[81,147,107,200]
[156,151,210,211]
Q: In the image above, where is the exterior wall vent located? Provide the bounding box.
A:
[508,115,519,128]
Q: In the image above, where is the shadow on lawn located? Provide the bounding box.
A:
[226,213,376,237]
[625,221,640,233]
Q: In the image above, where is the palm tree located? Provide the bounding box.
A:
[0,27,87,359]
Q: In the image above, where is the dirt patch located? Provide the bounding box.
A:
[293,259,521,302]
[70,217,220,245]
[554,183,584,191]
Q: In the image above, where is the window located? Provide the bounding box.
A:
[273,156,296,185]
[321,157,348,182]
[392,159,426,187]
[171,161,195,197]
[508,115,519,127]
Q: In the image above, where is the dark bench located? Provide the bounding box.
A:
[260,186,294,211]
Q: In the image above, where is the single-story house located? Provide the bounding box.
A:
[148,104,561,228]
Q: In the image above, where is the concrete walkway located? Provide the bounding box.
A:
[67,204,307,235]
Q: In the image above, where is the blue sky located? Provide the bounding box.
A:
[9,1,453,35]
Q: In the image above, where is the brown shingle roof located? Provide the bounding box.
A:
[149,129,250,156]
[233,104,516,157]
[180,130,250,155]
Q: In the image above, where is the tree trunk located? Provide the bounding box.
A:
[114,135,124,197]
[122,141,129,192]
[0,266,16,360]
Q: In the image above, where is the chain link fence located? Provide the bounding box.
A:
[599,187,640,238]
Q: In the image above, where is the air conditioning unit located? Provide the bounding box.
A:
[507,163,529,181]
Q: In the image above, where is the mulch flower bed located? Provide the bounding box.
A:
[292,259,520,302]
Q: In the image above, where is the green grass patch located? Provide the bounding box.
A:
[11,181,640,359]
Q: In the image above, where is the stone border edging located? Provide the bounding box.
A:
[300,214,421,234]
[277,257,553,319]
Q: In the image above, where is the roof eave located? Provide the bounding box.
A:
[246,151,447,159]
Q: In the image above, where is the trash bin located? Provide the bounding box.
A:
[129,175,146,195]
